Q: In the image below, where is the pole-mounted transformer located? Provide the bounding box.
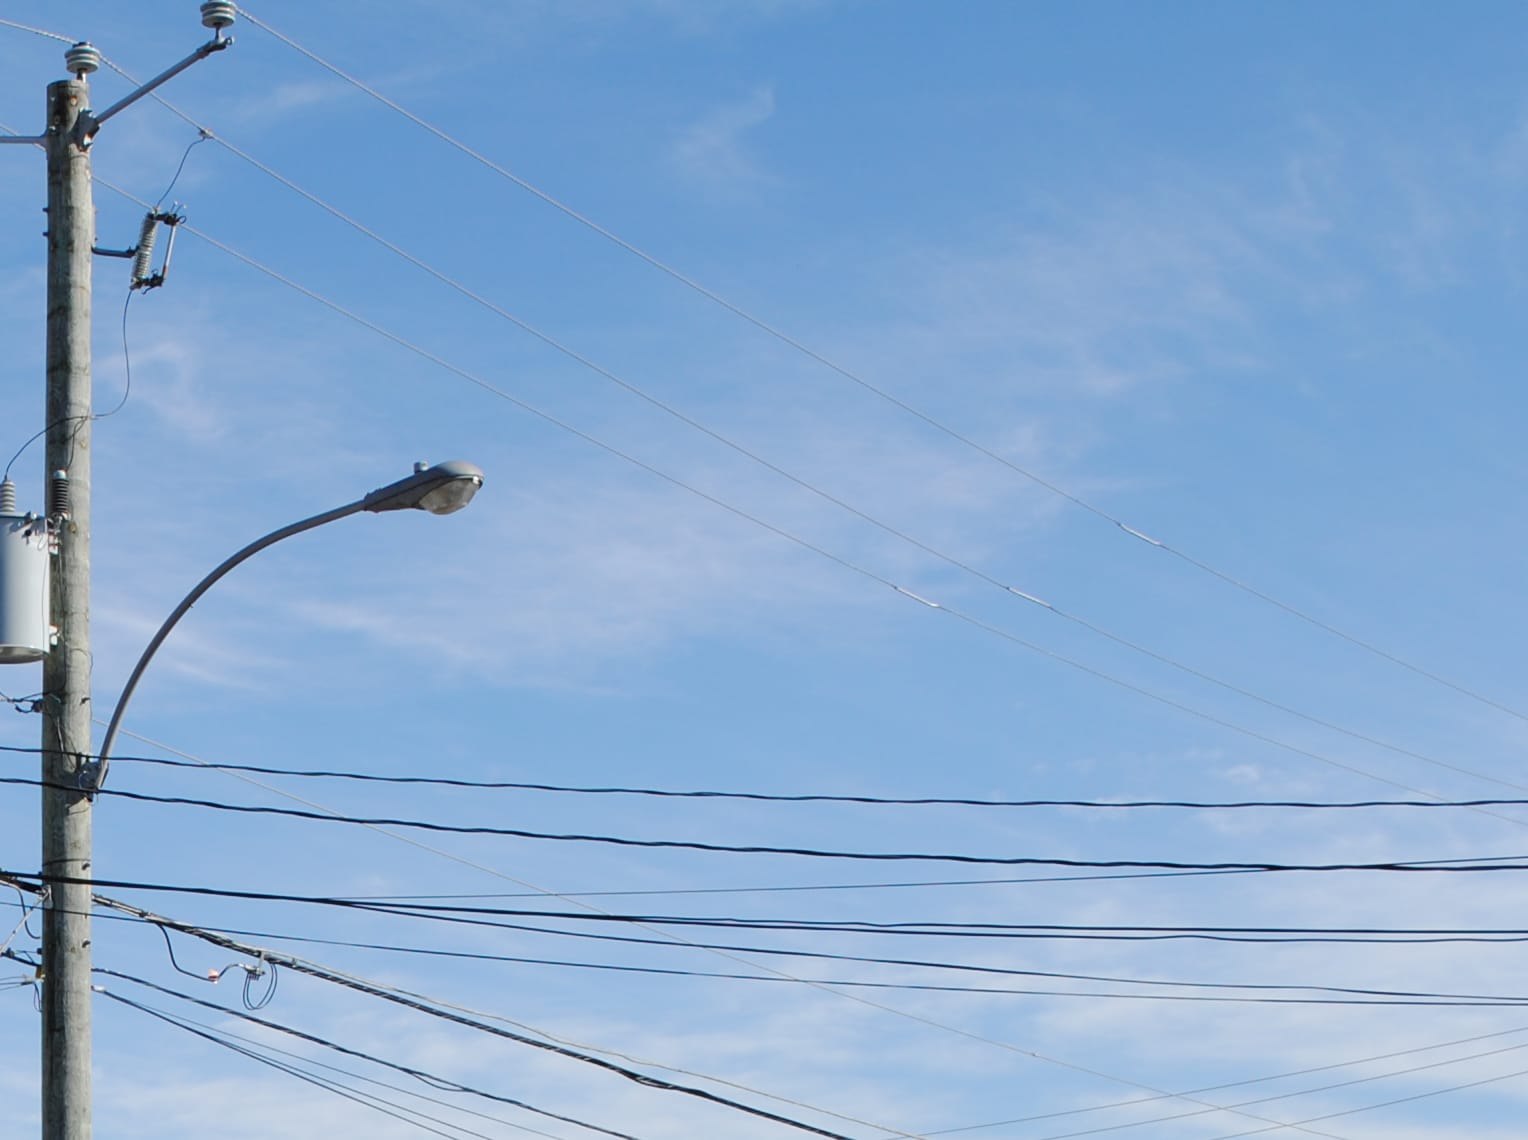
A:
[0,476,60,663]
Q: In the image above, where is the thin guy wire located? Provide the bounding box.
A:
[1017,1041,1528,1140]
[106,993,502,1140]
[109,77,1528,802]
[101,962,860,1140]
[912,1025,1528,1135]
[86,174,1528,824]
[235,4,1528,728]
[102,992,582,1140]
[1201,1064,1528,1140]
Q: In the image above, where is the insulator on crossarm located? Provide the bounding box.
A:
[130,214,159,289]
[64,43,100,78]
[201,2,237,31]
[48,471,70,521]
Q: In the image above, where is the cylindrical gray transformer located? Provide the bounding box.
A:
[0,513,51,662]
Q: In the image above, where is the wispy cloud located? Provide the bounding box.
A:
[669,85,779,195]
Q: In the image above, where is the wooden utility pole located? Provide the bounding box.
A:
[0,15,233,1136]
[40,75,94,1140]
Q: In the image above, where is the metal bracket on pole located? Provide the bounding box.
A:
[74,36,232,146]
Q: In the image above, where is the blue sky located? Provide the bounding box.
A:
[4,2,1528,1137]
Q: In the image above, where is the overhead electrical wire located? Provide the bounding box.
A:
[0,876,1354,1140]
[2,22,1491,1130]
[9,891,914,1140]
[1198,1063,1528,1140]
[107,980,1528,1140]
[93,965,867,1140]
[1015,1042,1528,1140]
[93,896,1334,1140]
[85,749,1528,810]
[908,1024,1528,1135]
[125,1010,494,1140]
[15,893,1528,1009]
[103,983,648,1140]
[11,869,1528,944]
[78,732,1367,1140]
[233,5,1528,730]
[106,993,596,1140]
[89,72,1528,806]
[7,780,1526,872]
[100,964,1528,1140]
[103,990,614,1140]
[71,52,1528,811]
[88,935,1528,1140]
[86,175,1528,823]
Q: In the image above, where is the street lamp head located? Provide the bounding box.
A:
[361,460,485,515]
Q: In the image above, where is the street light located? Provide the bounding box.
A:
[90,460,484,788]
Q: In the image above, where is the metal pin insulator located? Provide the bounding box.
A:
[200,2,237,30]
[64,43,100,78]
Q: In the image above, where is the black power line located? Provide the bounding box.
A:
[11,870,1528,944]
[82,914,868,1140]
[104,982,650,1140]
[7,777,1528,873]
[95,751,1528,810]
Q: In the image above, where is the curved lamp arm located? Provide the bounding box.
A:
[88,461,483,791]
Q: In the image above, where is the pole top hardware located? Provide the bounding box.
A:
[201,2,238,33]
[64,43,101,79]
[71,6,236,145]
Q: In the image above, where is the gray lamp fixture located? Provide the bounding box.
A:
[363,459,484,515]
[91,460,484,788]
